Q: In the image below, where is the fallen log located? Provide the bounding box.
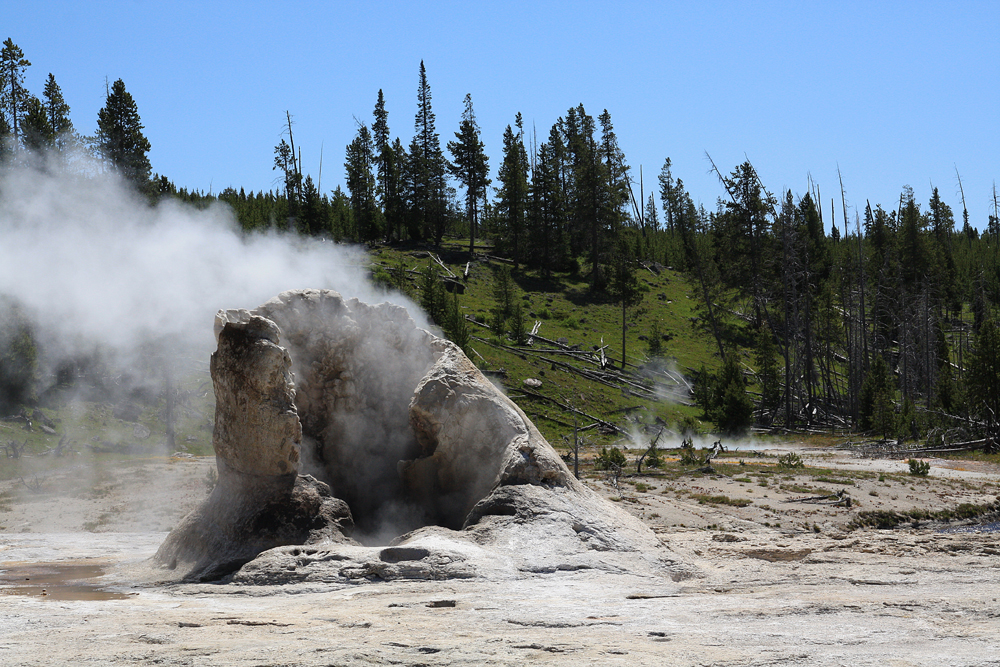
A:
[516,387,629,437]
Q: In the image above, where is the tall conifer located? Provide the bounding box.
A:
[96,79,151,186]
[412,61,448,244]
[0,39,30,146]
[447,93,490,254]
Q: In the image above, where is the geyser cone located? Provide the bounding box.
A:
[155,289,688,583]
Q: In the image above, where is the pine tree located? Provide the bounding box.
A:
[928,187,958,314]
[384,137,406,241]
[898,186,927,291]
[21,97,53,151]
[562,105,607,287]
[443,291,470,354]
[372,89,403,241]
[419,262,447,325]
[0,39,31,146]
[345,123,379,242]
[298,175,328,236]
[495,116,529,267]
[402,135,424,240]
[447,93,490,254]
[968,318,1000,447]
[644,193,659,232]
[96,79,152,186]
[698,355,753,436]
[608,237,645,369]
[0,299,38,412]
[598,109,630,236]
[0,111,10,161]
[372,89,390,187]
[412,61,448,244]
[661,164,726,360]
[42,73,74,151]
[527,123,568,276]
[712,160,776,327]
[860,355,896,438]
[754,324,782,424]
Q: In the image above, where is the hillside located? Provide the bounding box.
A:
[369,239,725,453]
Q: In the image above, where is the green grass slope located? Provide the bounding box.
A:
[370,239,725,453]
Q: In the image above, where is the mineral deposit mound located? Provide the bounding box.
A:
[154,289,688,583]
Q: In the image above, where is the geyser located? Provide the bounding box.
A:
[155,289,686,583]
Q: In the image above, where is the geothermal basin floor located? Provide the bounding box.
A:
[1,449,999,666]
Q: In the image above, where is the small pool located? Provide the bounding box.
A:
[938,521,1000,534]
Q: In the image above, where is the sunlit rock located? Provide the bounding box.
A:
[155,289,691,583]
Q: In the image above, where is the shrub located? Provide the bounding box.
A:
[419,263,447,325]
[442,292,470,354]
[678,415,701,438]
[647,320,664,358]
[645,446,663,469]
[695,356,753,436]
[0,300,39,412]
[777,452,804,469]
[595,446,627,471]
[509,301,528,345]
[907,458,930,476]
[860,355,896,438]
[679,437,701,466]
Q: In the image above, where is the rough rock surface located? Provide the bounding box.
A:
[153,313,353,581]
[209,315,300,479]
[153,289,687,583]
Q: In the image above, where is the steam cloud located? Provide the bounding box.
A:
[0,152,423,380]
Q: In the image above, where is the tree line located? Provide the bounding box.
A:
[2,42,999,447]
[0,38,153,187]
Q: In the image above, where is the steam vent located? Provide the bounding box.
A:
[154,289,689,583]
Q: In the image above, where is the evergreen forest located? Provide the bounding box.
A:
[2,40,1000,452]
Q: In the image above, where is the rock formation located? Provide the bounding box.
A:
[155,289,689,583]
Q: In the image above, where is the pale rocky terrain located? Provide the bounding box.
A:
[1,445,999,666]
[2,289,999,666]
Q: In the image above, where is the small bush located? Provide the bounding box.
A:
[0,300,39,412]
[595,446,627,471]
[678,415,701,437]
[811,475,854,485]
[645,446,663,469]
[679,438,700,466]
[490,307,507,339]
[509,301,528,345]
[907,458,930,476]
[777,452,804,469]
[647,321,664,357]
[691,493,752,507]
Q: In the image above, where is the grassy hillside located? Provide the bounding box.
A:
[370,239,726,452]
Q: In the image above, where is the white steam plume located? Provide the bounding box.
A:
[0,154,423,368]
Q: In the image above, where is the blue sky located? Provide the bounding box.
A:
[11,0,1000,230]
